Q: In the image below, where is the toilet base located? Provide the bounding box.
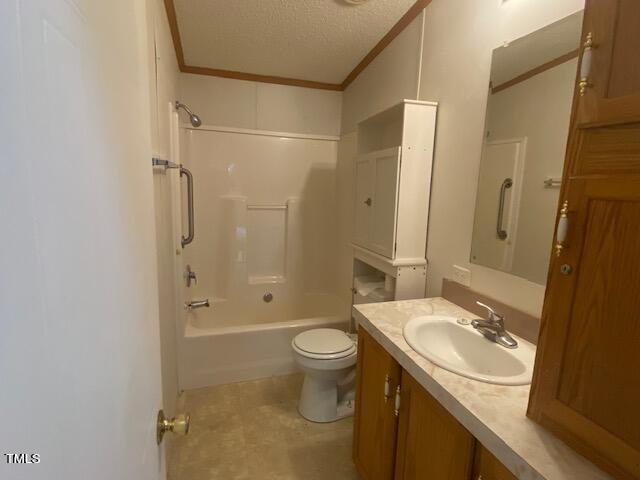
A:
[297,368,356,423]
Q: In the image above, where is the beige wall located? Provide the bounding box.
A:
[485,59,577,285]
[147,0,181,417]
[340,12,425,134]
[338,0,583,316]
[180,74,343,136]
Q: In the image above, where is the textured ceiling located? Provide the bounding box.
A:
[173,0,417,84]
[491,10,584,87]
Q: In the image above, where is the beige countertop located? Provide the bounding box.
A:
[353,297,611,480]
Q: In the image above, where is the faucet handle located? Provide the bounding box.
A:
[476,301,504,322]
[185,265,197,287]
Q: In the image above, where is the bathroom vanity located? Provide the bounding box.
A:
[352,298,611,480]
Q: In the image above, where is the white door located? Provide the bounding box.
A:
[369,148,401,258]
[353,155,373,248]
[470,139,525,271]
[0,1,164,479]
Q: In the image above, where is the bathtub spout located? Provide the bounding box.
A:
[185,299,210,311]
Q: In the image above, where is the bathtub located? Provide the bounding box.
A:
[179,292,349,389]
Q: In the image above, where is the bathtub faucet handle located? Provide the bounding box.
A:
[185,265,197,287]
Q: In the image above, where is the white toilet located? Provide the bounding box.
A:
[292,328,357,423]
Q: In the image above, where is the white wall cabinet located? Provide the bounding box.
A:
[353,100,437,263]
[354,147,401,258]
[351,100,438,310]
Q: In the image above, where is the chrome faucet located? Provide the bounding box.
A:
[185,299,210,311]
[471,301,518,349]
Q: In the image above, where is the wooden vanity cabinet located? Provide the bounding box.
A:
[354,329,513,480]
[394,369,475,480]
[472,445,518,480]
[353,328,402,480]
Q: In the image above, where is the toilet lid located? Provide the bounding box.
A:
[293,328,354,356]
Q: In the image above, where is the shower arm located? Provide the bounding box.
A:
[175,101,202,128]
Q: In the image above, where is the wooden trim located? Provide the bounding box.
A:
[163,0,431,91]
[181,65,342,91]
[163,0,185,68]
[341,0,432,90]
[491,49,580,94]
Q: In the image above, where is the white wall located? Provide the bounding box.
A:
[147,0,181,420]
[419,0,584,316]
[485,59,577,284]
[340,12,425,134]
[180,74,343,136]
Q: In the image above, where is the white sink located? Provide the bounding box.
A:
[403,315,536,385]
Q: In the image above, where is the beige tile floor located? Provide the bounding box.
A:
[167,373,360,480]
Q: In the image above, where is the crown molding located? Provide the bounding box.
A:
[163,0,431,92]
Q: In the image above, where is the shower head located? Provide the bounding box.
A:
[175,101,202,128]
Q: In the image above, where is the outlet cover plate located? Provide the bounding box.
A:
[452,265,471,287]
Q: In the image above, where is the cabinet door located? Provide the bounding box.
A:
[577,0,640,125]
[354,155,374,248]
[472,444,517,480]
[369,148,401,258]
[528,1,640,478]
[395,370,475,480]
[353,328,402,480]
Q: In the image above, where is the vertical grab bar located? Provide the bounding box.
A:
[180,167,194,248]
[496,178,513,240]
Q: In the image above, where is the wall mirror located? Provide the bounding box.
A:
[470,10,583,285]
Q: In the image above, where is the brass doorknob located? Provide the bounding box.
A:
[156,410,190,445]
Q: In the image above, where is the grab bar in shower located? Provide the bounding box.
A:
[152,157,180,169]
[246,204,288,210]
[496,178,513,240]
[151,157,195,248]
[181,167,195,248]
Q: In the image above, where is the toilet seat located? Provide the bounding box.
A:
[293,328,356,360]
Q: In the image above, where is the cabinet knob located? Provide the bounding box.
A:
[554,201,569,256]
[579,32,595,96]
[384,374,391,402]
[394,385,401,417]
[364,197,372,206]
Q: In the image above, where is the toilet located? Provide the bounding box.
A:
[292,328,357,423]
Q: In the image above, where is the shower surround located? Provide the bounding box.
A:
[177,126,348,389]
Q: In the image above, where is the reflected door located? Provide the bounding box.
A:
[471,140,525,271]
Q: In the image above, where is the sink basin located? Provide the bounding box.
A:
[403,315,536,385]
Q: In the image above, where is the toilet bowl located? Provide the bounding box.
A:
[292,328,357,423]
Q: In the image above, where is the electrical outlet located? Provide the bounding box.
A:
[452,265,471,287]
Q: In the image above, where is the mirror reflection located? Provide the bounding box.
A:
[470,11,583,285]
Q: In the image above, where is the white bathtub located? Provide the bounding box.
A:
[179,293,349,389]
